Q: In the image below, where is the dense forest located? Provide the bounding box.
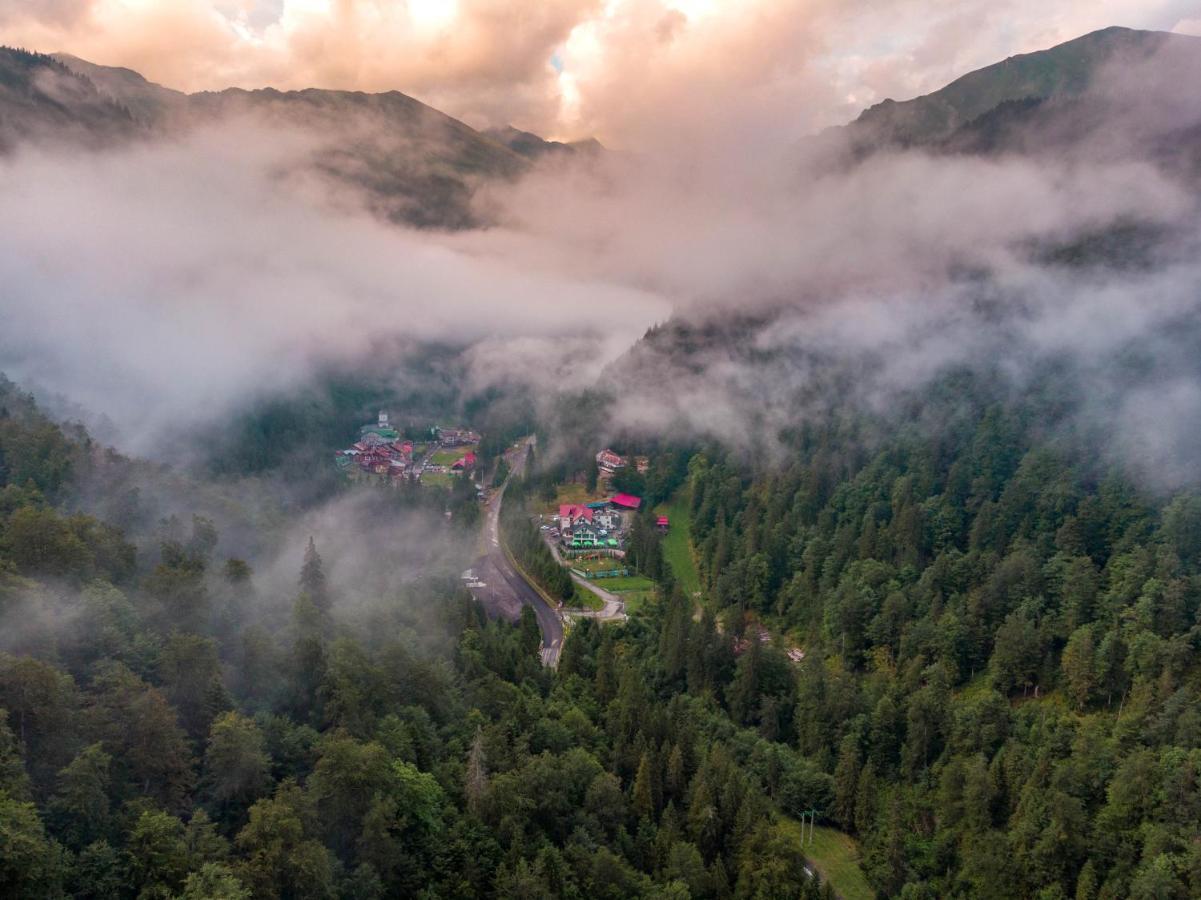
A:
[4,336,1201,899]
[679,365,1201,899]
[0,375,847,899]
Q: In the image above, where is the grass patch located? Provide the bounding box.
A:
[655,492,702,600]
[779,820,873,900]
[542,482,603,515]
[621,590,655,615]
[567,581,606,611]
[421,472,453,488]
[571,557,630,576]
[594,575,656,592]
[430,444,477,466]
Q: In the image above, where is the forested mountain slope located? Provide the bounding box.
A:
[0,374,860,898]
[660,356,1201,897]
[3,46,540,229]
[843,26,1201,150]
[0,48,137,150]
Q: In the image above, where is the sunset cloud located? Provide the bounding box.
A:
[2,1,1198,145]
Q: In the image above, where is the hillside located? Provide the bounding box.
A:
[9,48,542,229]
[50,52,184,123]
[0,47,137,149]
[183,87,529,228]
[843,26,1201,151]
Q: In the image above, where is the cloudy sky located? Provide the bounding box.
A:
[3,0,1200,143]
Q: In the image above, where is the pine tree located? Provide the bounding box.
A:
[833,736,861,831]
[727,636,761,726]
[632,751,657,820]
[659,585,691,681]
[854,762,878,836]
[1062,625,1097,711]
[299,537,330,617]
[666,743,687,801]
[465,728,489,817]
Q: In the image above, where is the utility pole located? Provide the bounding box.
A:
[802,808,820,845]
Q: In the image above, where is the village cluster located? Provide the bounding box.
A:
[334,412,481,485]
[545,448,668,552]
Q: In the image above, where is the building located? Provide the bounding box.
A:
[336,412,414,483]
[572,524,599,547]
[360,411,400,442]
[595,508,620,530]
[437,426,481,447]
[611,493,642,510]
[451,451,477,471]
[656,515,669,532]
[596,448,628,472]
[558,504,594,542]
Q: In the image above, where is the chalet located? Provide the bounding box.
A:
[596,448,627,472]
[437,426,481,447]
[571,524,599,547]
[558,504,594,541]
[451,451,477,471]
[611,493,642,510]
[656,515,669,532]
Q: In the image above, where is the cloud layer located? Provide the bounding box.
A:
[2,10,1201,499]
[0,123,666,454]
[2,1,1200,143]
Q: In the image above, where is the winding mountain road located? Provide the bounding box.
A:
[543,536,628,623]
[466,436,565,667]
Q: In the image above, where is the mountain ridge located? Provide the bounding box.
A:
[843,26,1201,149]
[8,47,543,228]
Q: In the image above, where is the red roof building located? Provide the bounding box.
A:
[596,449,628,471]
[611,493,642,510]
[656,515,669,530]
[559,504,594,523]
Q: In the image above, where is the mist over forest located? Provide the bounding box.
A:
[2,7,1201,899]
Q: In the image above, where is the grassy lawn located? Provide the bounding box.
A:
[430,444,477,466]
[655,492,702,600]
[420,472,453,488]
[779,820,873,900]
[571,557,630,576]
[567,581,606,611]
[594,574,656,592]
[621,590,655,615]
[542,482,603,514]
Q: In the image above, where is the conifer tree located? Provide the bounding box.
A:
[632,751,656,821]
[465,728,489,818]
[299,537,330,616]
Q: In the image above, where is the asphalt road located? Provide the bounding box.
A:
[466,436,565,668]
[543,534,628,623]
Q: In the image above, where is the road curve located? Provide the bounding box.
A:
[543,534,627,623]
[467,436,566,667]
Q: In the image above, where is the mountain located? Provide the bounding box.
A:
[484,125,605,161]
[843,26,1201,151]
[181,86,530,229]
[0,47,138,150]
[5,47,555,229]
[50,52,184,123]
[485,125,576,160]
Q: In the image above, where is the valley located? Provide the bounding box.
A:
[1,11,1201,900]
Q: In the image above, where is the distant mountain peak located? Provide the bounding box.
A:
[847,26,1201,149]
